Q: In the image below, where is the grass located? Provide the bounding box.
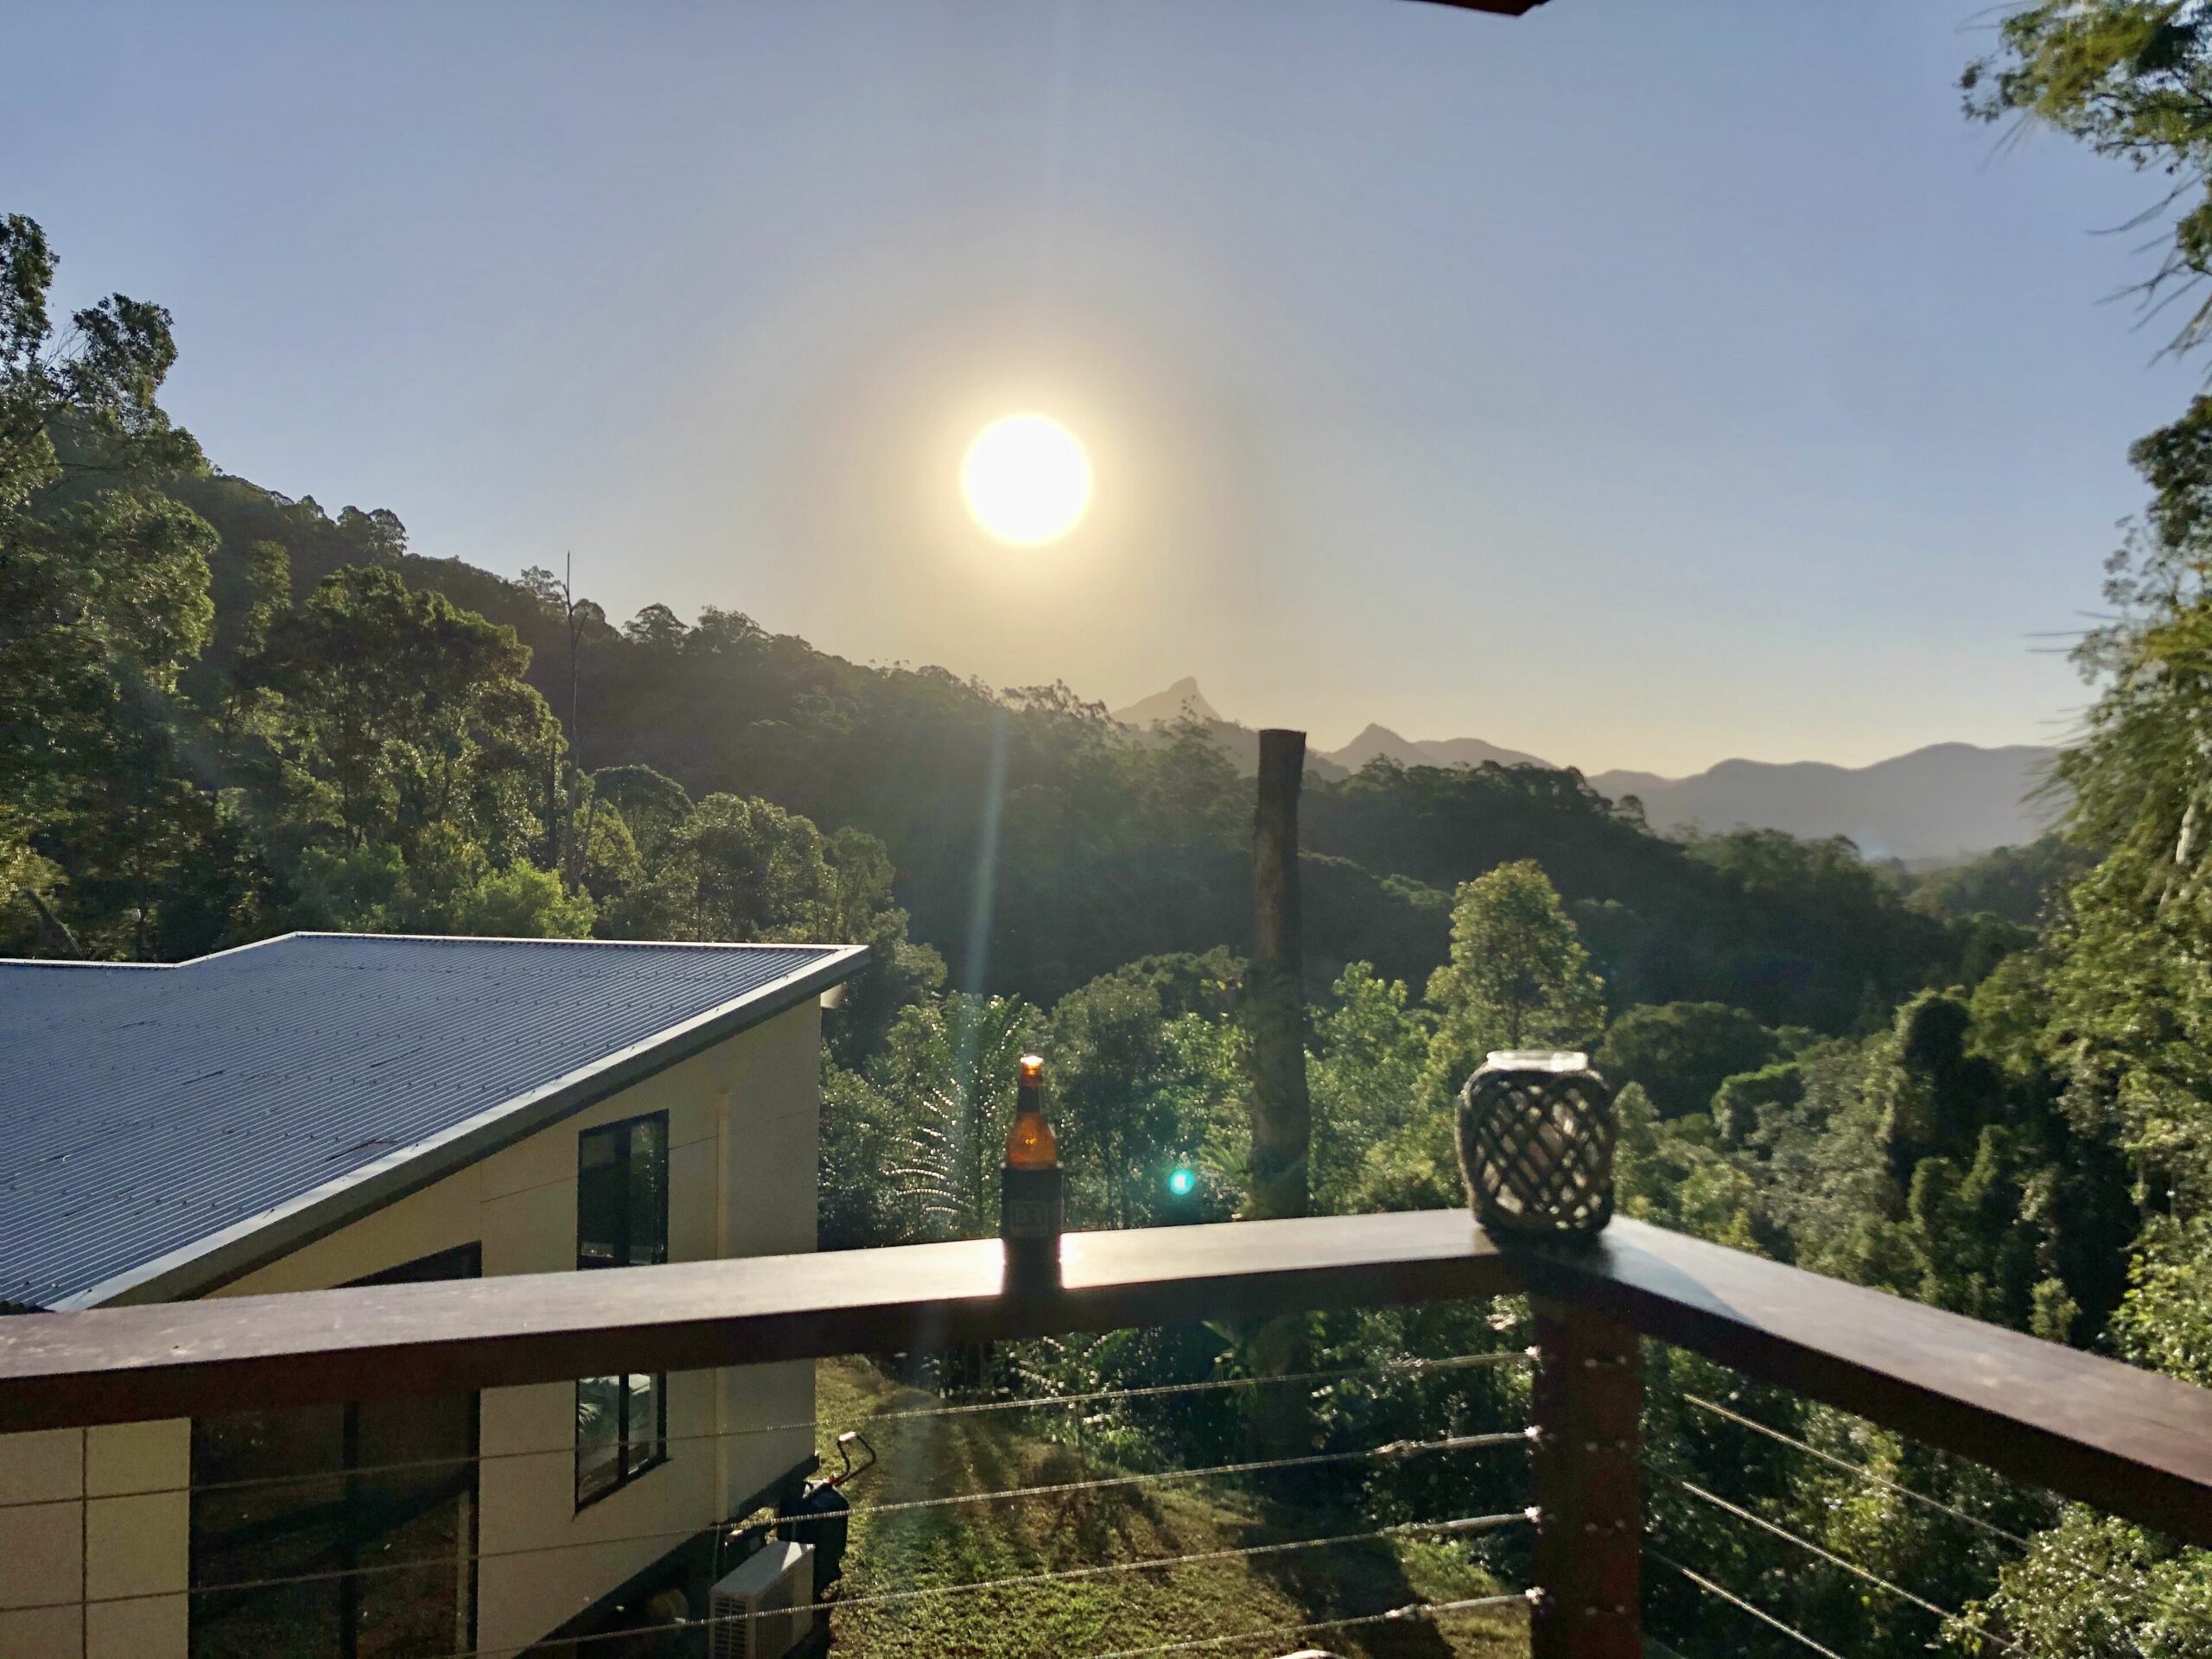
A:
[810,1357,1530,1659]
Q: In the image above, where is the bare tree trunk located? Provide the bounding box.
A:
[563,551,582,756]
[1246,728,1311,1221]
[572,775,599,894]
[27,889,83,959]
[1245,730,1313,1467]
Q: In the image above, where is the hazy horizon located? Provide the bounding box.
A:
[5,0,2192,773]
[1105,671,2062,778]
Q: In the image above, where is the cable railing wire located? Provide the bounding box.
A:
[1649,1544,1847,1659]
[1076,1592,1536,1659]
[1685,1387,2212,1637]
[394,1516,1539,1659]
[846,1428,1535,1522]
[792,1508,1536,1616]
[1675,1478,1995,1637]
[20,1428,1535,1614]
[899,1346,1533,1421]
[5,1346,1534,1511]
[1684,1392,2029,1548]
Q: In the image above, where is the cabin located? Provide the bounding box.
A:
[0,932,868,1659]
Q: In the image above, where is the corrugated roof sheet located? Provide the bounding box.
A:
[0,960,169,1038]
[0,933,863,1310]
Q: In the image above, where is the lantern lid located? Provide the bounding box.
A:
[1481,1049,1589,1072]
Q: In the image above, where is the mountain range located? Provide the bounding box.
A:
[1109,678,2060,862]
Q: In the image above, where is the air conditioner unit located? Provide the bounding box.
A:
[709,1539,815,1659]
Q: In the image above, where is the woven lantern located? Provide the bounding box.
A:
[1456,1050,1615,1239]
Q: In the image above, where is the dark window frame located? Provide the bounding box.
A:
[575,1112,671,1510]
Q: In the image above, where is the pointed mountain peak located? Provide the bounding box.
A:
[1112,677,1224,728]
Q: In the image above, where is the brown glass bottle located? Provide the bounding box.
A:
[1006,1053,1058,1168]
[1001,1053,1065,1280]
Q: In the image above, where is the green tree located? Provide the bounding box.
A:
[613,792,845,943]
[604,791,942,1058]
[868,994,1040,1242]
[591,764,691,861]
[293,829,594,938]
[1422,859,1605,1099]
[1980,395,2212,1207]
[1596,1001,1781,1121]
[0,213,219,956]
[1955,1218,2212,1656]
[1308,963,1433,1212]
[1048,954,1244,1230]
[242,563,556,862]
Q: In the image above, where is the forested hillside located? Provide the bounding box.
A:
[23,429,1997,1037]
[12,5,2212,1639]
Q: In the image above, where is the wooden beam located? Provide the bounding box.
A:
[5,1207,2212,1550]
[1514,1217,2212,1548]
[1529,1300,1642,1659]
[0,1211,1512,1433]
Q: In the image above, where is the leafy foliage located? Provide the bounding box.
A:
[1965,2,2212,356]
[1421,859,1605,1096]
[1597,1001,1786,1122]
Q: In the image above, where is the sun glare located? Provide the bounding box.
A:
[961,413,1092,547]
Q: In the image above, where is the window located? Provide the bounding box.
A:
[191,1244,480,1659]
[575,1112,669,1508]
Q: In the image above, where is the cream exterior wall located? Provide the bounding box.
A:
[0,999,823,1659]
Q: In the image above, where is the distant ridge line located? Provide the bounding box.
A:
[1108,677,2061,861]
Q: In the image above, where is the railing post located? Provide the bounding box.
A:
[1529,1296,1643,1658]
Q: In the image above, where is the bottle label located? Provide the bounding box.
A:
[1001,1166,1065,1241]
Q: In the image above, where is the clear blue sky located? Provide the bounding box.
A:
[3,0,2192,773]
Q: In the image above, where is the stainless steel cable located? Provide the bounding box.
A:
[895,1347,1534,1421]
[843,1428,1535,1520]
[404,1517,1538,1659]
[1677,1478,2003,1642]
[1683,1392,2029,1547]
[817,1508,1536,1614]
[1076,1592,1535,1659]
[1649,1545,1847,1659]
[1685,1389,2212,1637]
[5,1348,1533,1510]
[22,1427,1535,1613]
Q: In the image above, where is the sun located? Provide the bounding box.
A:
[961,413,1092,546]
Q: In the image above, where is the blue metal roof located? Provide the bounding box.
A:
[0,934,865,1310]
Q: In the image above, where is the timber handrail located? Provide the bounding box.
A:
[2,1209,2209,1546]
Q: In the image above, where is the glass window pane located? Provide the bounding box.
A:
[190,1402,347,1659]
[576,1376,623,1505]
[353,1390,475,1659]
[627,1119,668,1266]
[576,1124,626,1268]
[621,1374,663,1476]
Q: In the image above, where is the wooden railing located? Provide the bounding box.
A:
[5,1209,2212,1655]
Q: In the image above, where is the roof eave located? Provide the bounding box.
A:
[54,944,868,1312]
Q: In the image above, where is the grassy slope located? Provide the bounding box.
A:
[810,1358,1529,1659]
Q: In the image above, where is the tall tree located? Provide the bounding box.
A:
[241,563,556,862]
[0,213,218,954]
[1423,859,1606,1099]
